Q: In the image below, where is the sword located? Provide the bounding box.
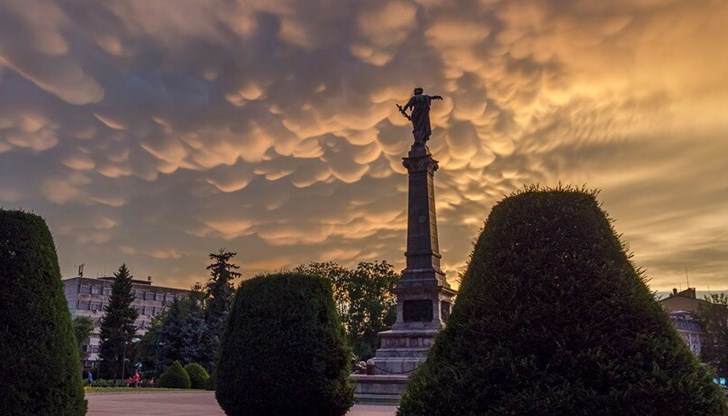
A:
[396,104,411,121]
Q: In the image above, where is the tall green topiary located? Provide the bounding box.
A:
[184,362,210,389]
[159,360,191,389]
[216,273,354,416]
[398,188,728,416]
[0,210,87,415]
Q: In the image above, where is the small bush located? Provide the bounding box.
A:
[158,361,191,389]
[216,273,354,416]
[0,210,87,415]
[184,363,210,389]
[398,188,728,416]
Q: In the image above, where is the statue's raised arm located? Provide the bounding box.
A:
[396,87,443,146]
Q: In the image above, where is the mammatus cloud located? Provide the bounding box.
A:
[0,0,726,290]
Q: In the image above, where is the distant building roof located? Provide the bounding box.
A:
[658,287,710,315]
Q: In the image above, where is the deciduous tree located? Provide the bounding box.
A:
[73,316,94,361]
[295,261,397,359]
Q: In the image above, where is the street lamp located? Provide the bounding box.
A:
[121,330,129,382]
[120,330,140,382]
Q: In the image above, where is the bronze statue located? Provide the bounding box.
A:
[397,87,443,146]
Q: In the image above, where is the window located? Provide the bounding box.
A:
[91,286,102,295]
[80,285,91,294]
[103,287,112,296]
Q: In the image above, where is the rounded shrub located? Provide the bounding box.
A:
[398,188,728,416]
[184,363,210,389]
[0,210,87,415]
[216,272,354,416]
[158,361,191,389]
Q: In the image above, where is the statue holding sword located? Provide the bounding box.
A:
[396,87,443,146]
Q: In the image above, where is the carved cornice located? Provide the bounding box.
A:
[403,154,439,173]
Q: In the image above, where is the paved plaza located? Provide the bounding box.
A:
[87,391,397,416]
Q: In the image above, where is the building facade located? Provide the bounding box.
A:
[63,275,190,369]
[658,287,709,357]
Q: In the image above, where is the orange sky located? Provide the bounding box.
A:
[0,0,726,291]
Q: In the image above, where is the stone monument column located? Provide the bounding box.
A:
[393,145,456,330]
[352,88,454,404]
[371,144,456,371]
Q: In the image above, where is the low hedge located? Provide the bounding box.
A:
[184,363,210,389]
[158,361,191,389]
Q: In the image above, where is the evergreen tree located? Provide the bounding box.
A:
[0,209,87,415]
[98,264,138,379]
[156,296,210,372]
[204,249,240,365]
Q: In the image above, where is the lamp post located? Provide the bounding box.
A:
[121,330,128,382]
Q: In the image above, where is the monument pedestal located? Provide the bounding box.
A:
[353,145,456,404]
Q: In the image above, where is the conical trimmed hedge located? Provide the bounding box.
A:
[398,188,727,416]
[216,272,354,416]
[0,210,87,415]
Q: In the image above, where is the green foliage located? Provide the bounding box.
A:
[134,311,166,377]
[398,189,727,416]
[203,249,241,366]
[158,360,191,389]
[699,294,728,376]
[295,261,397,359]
[216,273,354,416]
[73,316,94,359]
[184,363,210,389]
[155,296,211,372]
[98,264,139,379]
[0,209,87,415]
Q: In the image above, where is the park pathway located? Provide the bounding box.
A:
[87,391,397,416]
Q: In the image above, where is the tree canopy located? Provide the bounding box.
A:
[73,316,94,361]
[295,260,397,359]
[156,296,212,372]
[699,293,728,377]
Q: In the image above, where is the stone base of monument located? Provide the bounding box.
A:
[352,286,455,403]
[352,328,440,404]
[351,374,408,405]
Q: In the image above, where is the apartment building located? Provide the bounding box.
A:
[63,273,190,368]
